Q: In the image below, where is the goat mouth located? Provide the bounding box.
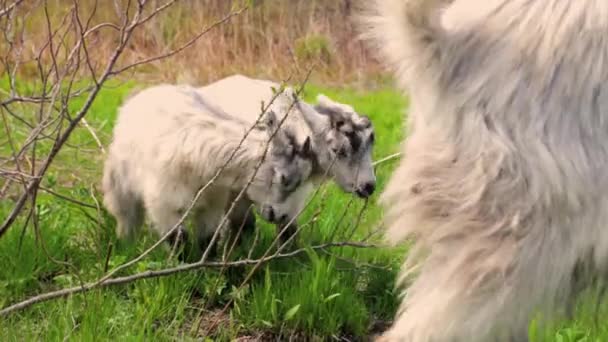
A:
[355,182,376,198]
[355,189,370,198]
[356,186,376,198]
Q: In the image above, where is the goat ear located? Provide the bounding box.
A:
[264,110,293,149]
[293,94,329,133]
[262,110,278,132]
[300,136,313,158]
[313,105,347,130]
[355,115,373,129]
[317,93,355,112]
[313,96,351,130]
[316,94,337,108]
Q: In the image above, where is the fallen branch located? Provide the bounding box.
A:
[0,241,377,316]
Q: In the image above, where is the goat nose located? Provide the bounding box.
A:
[364,182,376,195]
[356,182,376,198]
[267,207,275,222]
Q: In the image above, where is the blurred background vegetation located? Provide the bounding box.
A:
[3,0,385,87]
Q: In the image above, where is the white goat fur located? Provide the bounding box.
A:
[198,75,377,239]
[198,77,318,228]
[102,84,311,245]
[198,75,316,165]
[362,0,608,341]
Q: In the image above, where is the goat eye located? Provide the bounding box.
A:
[280,174,289,186]
[369,133,375,144]
[331,146,347,158]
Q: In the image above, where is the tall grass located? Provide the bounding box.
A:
[2,0,382,86]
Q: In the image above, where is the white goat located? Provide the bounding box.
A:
[361,0,608,341]
[198,74,376,241]
[102,84,314,254]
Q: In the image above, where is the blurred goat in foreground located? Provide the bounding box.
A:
[361,0,608,341]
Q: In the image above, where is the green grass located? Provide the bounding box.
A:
[1,80,607,340]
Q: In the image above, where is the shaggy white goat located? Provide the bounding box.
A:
[198,74,376,241]
[361,0,608,341]
[102,84,314,254]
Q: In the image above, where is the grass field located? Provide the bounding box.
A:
[1,80,608,341]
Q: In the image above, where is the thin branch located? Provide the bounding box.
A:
[0,87,94,107]
[0,3,145,239]
[373,152,401,166]
[37,185,98,210]
[0,0,23,18]
[79,118,106,154]
[320,248,392,272]
[136,0,180,26]
[196,70,312,266]
[0,108,29,198]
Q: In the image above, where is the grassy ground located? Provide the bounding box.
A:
[1,80,608,341]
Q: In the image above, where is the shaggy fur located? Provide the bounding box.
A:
[102,84,314,253]
[198,74,376,241]
[360,0,608,341]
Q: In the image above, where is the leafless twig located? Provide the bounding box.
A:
[0,0,23,18]
[373,152,401,166]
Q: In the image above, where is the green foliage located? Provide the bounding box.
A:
[1,80,607,340]
[232,249,371,338]
[295,34,333,65]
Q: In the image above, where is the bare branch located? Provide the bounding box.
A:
[0,241,377,317]
[197,69,313,265]
[80,118,106,154]
[0,3,147,238]
[0,0,23,18]
[373,152,401,166]
[136,0,180,26]
[37,185,98,210]
[0,87,94,106]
